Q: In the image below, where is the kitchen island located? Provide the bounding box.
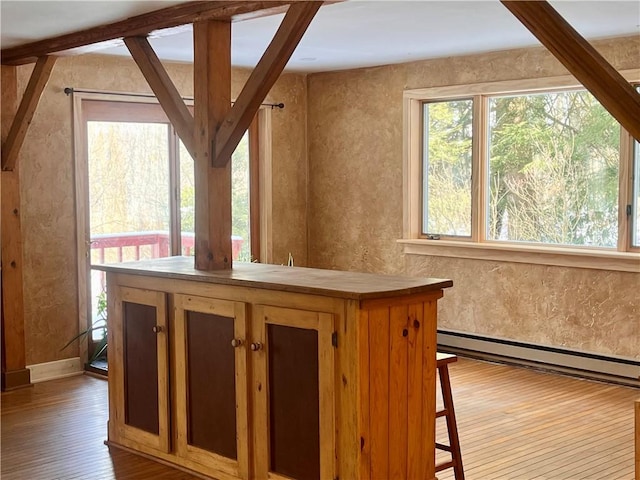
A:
[98,256,452,480]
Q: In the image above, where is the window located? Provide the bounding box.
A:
[487,91,619,247]
[634,139,640,247]
[403,73,639,271]
[633,85,640,249]
[422,99,473,237]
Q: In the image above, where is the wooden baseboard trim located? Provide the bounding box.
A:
[1,368,32,391]
[26,357,83,383]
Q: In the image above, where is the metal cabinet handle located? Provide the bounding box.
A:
[250,342,262,351]
[231,338,244,348]
[152,325,164,334]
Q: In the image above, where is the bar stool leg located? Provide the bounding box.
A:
[439,363,465,480]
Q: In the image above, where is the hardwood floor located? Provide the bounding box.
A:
[435,358,638,480]
[1,358,637,479]
[1,374,199,480]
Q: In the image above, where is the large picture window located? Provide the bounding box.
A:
[403,73,639,271]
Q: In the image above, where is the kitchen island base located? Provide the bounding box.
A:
[98,257,452,480]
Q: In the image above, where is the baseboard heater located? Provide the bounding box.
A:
[437,329,640,387]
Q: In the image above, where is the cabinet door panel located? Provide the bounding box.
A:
[253,305,335,480]
[186,311,237,458]
[110,286,169,453]
[268,324,320,480]
[124,301,160,435]
[174,295,249,479]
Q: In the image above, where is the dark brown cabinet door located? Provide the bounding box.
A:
[111,286,169,453]
[268,323,320,480]
[123,301,160,435]
[174,295,249,479]
[252,305,335,480]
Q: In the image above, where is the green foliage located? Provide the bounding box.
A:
[88,122,171,236]
[424,89,620,247]
[488,91,619,247]
[178,133,252,261]
[231,133,252,262]
[62,291,107,363]
[424,100,473,236]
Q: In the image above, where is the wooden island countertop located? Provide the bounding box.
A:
[95,255,452,301]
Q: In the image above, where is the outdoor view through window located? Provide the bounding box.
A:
[87,119,252,341]
[423,88,623,248]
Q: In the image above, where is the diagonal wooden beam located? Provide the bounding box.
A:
[501,0,640,142]
[212,1,322,167]
[1,1,291,66]
[1,56,57,172]
[124,36,196,159]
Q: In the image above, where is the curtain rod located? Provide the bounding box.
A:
[63,87,285,109]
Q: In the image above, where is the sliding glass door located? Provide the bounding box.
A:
[78,97,258,369]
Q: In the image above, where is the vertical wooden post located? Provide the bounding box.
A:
[1,65,30,390]
[193,20,233,270]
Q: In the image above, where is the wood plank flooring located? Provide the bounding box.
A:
[435,358,638,480]
[1,374,199,480]
[1,357,637,479]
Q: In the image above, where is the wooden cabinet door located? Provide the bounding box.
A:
[252,305,335,480]
[173,294,250,479]
[110,286,170,453]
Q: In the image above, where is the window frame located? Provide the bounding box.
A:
[401,69,640,272]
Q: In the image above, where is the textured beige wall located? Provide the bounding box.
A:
[307,36,640,359]
[16,54,308,364]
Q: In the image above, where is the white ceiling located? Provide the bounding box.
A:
[1,1,639,73]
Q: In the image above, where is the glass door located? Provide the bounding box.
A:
[87,115,172,367]
[178,130,253,262]
[77,96,259,371]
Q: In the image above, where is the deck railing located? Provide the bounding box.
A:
[90,231,243,264]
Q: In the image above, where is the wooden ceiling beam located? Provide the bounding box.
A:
[502,0,640,142]
[124,36,196,159]
[1,56,57,171]
[1,1,291,66]
[212,1,322,167]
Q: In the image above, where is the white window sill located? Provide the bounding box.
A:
[398,239,640,273]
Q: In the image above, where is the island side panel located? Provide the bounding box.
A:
[389,304,409,478]
[422,297,439,480]
[357,306,371,480]
[360,291,443,480]
[335,300,367,480]
[407,301,426,480]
